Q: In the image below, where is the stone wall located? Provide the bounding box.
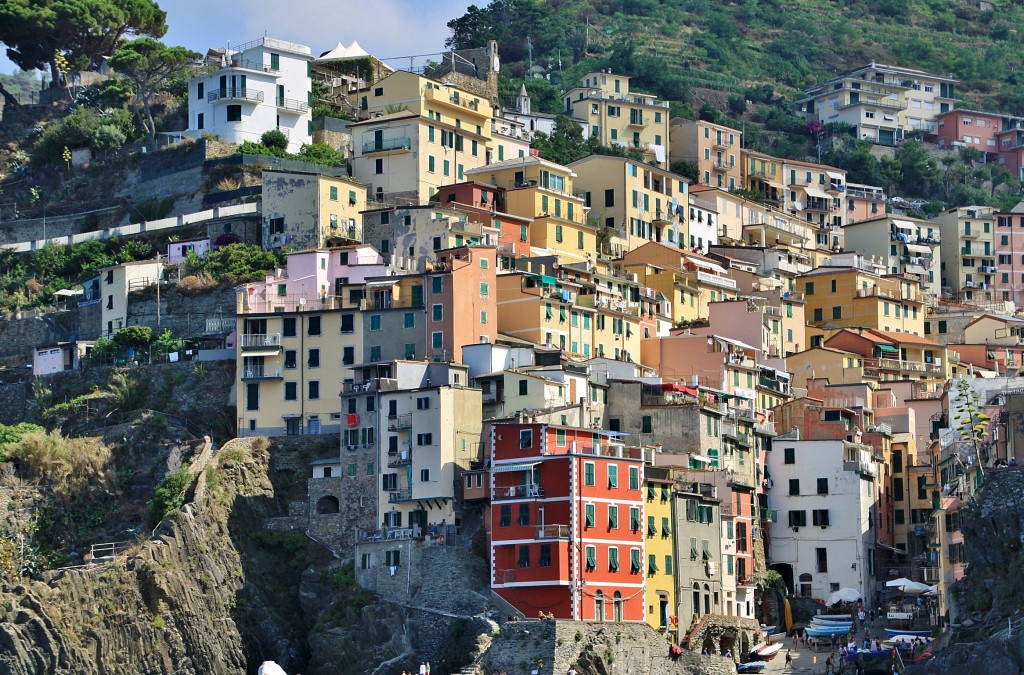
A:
[682,613,761,656]
[480,620,737,675]
[0,381,30,425]
[122,283,238,342]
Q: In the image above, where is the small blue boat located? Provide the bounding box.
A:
[813,614,853,622]
[806,624,852,637]
[885,628,931,638]
[736,661,768,673]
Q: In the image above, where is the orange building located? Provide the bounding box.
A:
[490,423,646,622]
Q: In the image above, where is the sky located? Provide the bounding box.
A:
[2,0,474,75]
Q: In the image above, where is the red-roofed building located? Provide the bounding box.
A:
[489,422,646,621]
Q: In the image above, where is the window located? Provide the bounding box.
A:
[608,547,619,572]
[479,282,489,297]
[519,429,533,449]
[417,433,433,445]
[788,510,807,527]
[784,447,795,464]
[226,105,241,122]
[661,517,671,537]
[648,515,657,536]
[817,478,829,495]
[816,547,828,573]
[539,544,551,567]
[518,545,530,568]
[608,505,619,529]
[585,546,597,571]
[308,380,320,399]
[608,464,618,488]
[307,348,320,368]
[518,503,530,526]
[517,379,528,396]
[432,304,443,321]
[404,312,415,329]
[500,505,511,527]
[284,382,297,400]
[813,509,831,527]
[420,468,430,482]
[665,555,673,575]
[631,549,642,573]
[629,466,639,490]
[585,503,596,528]
[284,350,297,369]
[281,317,297,337]
[630,507,641,532]
[641,415,652,433]
[307,316,321,336]
[369,315,381,331]
[584,462,595,486]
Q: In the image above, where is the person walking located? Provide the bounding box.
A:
[785,649,793,669]
[825,652,835,674]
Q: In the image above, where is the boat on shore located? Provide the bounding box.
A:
[806,624,853,637]
[885,628,931,638]
[753,642,783,660]
[736,661,768,673]
[759,624,777,634]
[813,614,853,622]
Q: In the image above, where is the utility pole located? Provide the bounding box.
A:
[156,253,162,329]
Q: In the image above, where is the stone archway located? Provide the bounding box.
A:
[770,562,794,595]
[316,495,340,514]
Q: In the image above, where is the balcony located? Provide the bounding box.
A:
[207,88,264,104]
[241,366,282,380]
[627,114,646,127]
[804,198,833,212]
[712,159,733,172]
[422,86,487,118]
[240,333,282,351]
[276,96,309,114]
[387,413,412,430]
[387,487,413,502]
[493,483,544,501]
[387,450,412,467]
[696,270,738,290]
[343,378,398,394]
[362,136,412,154]
[199,58,279,76]
[536,524,571,539]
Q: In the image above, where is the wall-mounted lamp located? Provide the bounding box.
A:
[851,563,857,570]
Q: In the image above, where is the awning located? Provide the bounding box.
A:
[686,257,727,275]
[876,344,899,354]
[802,186,832,201]
[826,171,844,181]
[892,219,916,230]
[364,279,399,287]
[242,349,281,357]
[690,454,714,464]
[492,462,539,473]
[905,244,931,254]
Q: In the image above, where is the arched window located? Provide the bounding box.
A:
[613,591,623,622]
[595,590,605,622]
[316,495,340,514]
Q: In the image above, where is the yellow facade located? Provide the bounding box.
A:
[622,243,738,321]
[644,470,677,636]
[670,118,743,190]
[627,262,701,325]
[562,72,671,167]
[262,170,369,251]
[351,71,495,203]
[495,273,595,358]
[569,154,690,254]
[799,267,926,337]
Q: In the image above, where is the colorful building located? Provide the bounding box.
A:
[670,118,743,190]
[643,466,677,636]
[262,170,368,251]
[935,206,997,302]
[489,423,646,622]
[993,205,1024,306]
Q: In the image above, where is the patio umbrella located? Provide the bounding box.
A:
[828,587,862,605]
[886,578,931,594]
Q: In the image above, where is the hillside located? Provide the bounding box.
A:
[450,0,1024,114]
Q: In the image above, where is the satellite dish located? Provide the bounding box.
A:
[299,298,307,306]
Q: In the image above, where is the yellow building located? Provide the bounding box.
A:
[798,254,926,339]
[797,62,957,145]
[569,154,690,255]
[644,466,677,637]
[622,242,739,322]
[669,118,743,190]
[495,270,594,358]
[466,156,594,262]
[935,206,997,303]
[562,71,671,167]
[350,71,495,203]
[262,170,368,251]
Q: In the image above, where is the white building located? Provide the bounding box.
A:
[768,435,879,603]
[189,37,313,153]
[98,260,164,339]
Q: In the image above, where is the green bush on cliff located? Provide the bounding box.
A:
[0,422,46,462]
[147,469,192,527]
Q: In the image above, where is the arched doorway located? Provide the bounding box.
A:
[595,590,605,622]
[613,591,623,621]
[316,495,340,514]
[770,562,795,595]
[692,583,701,621]
[703,583,711,615]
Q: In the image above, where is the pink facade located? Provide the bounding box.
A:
[993,211,1024,306]
[996,130,1024,180]
[435,181,533,259]
[934,110,1002,154]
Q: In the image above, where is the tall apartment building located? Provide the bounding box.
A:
[262,170,368,251]
[189,37,313,152]
[489,423,646,622]
[935,206,997,302]
[562,71,671,167]
[570,154,690,254]
[994,204,1024,306]
[797,62,956,145]
[842,215,941,299]
[669,118,743,190]
[349,71,496,204]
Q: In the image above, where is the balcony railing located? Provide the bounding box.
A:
[387,487,412,502]
[362,136,412,153]
[536,524,571,539]
[241,366,282,380]
[696,270,738,289]
[208,88,264,103]
[276,96,309,113]
[493,483,544,500]
[388,413,412,430]
[387,450,412,467]
[240,333,282,350]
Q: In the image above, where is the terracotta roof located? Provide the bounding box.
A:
[868,329,941,346]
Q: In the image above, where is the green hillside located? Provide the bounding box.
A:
[448,0,1024,114]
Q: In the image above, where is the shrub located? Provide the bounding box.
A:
[260,129,289,151]
[113,326,153,349]
[91,124,127,153]
[147,469,193,527]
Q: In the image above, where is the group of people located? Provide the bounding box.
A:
[399,663,431,675]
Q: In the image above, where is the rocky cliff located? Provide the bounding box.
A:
[0,440,310,675]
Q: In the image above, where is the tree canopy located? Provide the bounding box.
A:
[0,0,167,87]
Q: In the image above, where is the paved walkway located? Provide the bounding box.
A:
[752,619,902,674]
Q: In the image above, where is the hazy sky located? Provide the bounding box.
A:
[2,0,474,75]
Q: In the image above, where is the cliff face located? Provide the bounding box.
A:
[0,442,309,675]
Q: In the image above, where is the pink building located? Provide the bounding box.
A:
[996,129,1024,181]
[933,109,1004,154]
[994,206,1024,305]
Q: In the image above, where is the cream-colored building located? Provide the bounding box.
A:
[842,215,941,299]
[797,62,957,145]
[342,360,481,530]
[98,260,164,339]
[569,154,689,254]
[935,206,997,302]
[562,71,671,167]
[670,118,743,190]
[350,71,496,204]
[262,170,368,251]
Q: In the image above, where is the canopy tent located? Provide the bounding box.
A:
[318,41,371,62]
[828,587,863,605]
[886,578,934,595]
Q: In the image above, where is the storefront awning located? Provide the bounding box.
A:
[876,344,899,354]
[492,462,539,473]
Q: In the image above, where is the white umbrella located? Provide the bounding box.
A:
[828,587,862,605]
[258,663,288,675]
[886,578,931,595]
